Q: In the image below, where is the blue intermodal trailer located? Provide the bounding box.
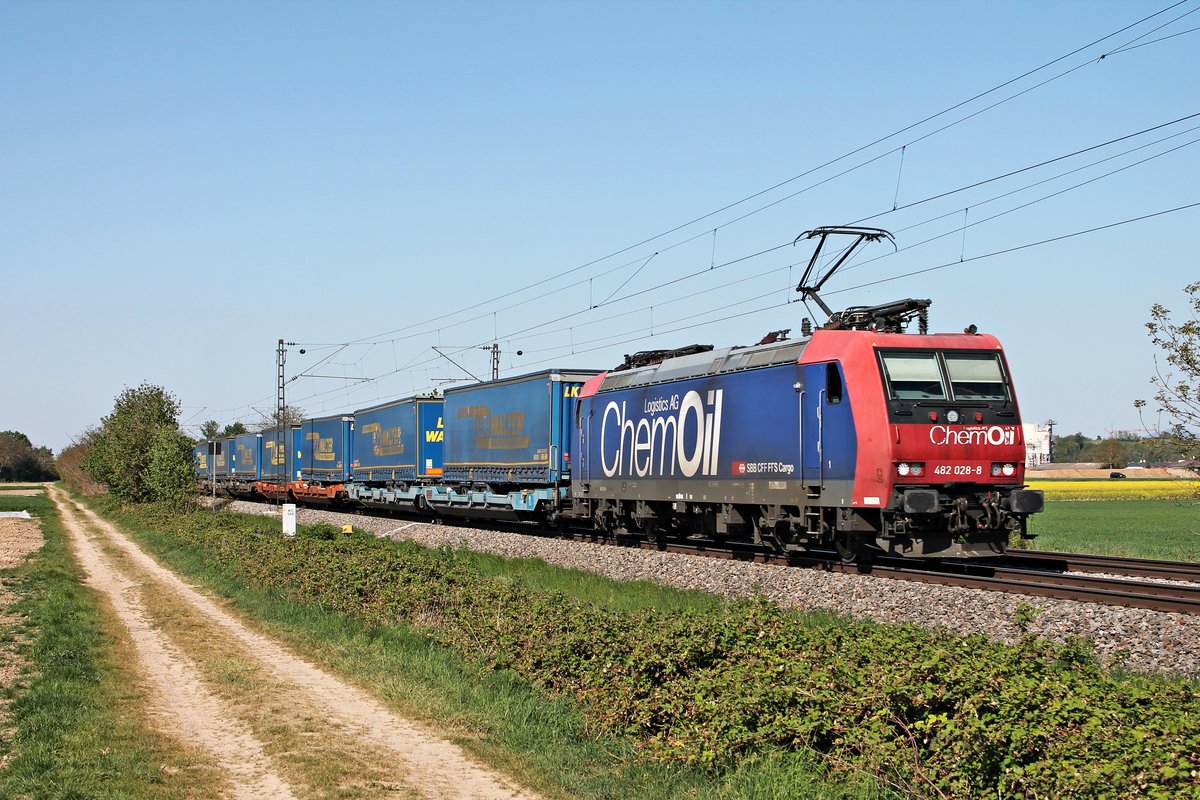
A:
[259,427,291,485]
[430,368,598,521]
[294,414,354,483]
[444,369,599,484]
[193,441,213,483]
[351,395,444,482]
[346,396,444,511]
[225,431,263,495]
[290,414,354,504]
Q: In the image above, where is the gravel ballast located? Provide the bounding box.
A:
[225,500,1200,676]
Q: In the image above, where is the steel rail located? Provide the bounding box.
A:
[872,561,1200,615]
[604,535,1200,615]
[235,498,1200,615]
[999,549,1200,582]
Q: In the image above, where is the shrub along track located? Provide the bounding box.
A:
[48,485,540,800]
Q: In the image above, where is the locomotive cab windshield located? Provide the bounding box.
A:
[878,350,1011,413]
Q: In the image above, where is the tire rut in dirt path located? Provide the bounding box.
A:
[51,487,543,800]
[51,488,298,800]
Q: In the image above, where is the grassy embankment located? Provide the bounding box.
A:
[102,499,888,800]
[0,491,215,798]
[1026,479,1199,561]
[99,499,1199,800]
[8,481,1196,798]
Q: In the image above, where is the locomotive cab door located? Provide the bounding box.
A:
[579,402,591,485]
[798,362,852,493]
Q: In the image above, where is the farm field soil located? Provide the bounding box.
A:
[0,516,42,740]
[46,485,542,800]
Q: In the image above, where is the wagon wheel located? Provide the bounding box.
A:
[833,532,860,563]
[641,520,666,548]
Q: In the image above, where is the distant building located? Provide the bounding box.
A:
[1023,423,1052,467]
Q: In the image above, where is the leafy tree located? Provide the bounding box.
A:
[1138,281,1200,465]
[0,433,26,480]
[84,383,188,503]
[0,430,58,482]
[1124,432,1190,466]
[145,428,199,508]
[198,420,247,441]
[1081,438,1128,469]
[0,430,32,449]
[29,445,56,478]
[1051,432,1091,463]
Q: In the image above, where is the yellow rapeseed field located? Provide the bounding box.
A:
[1026,479,1198,501]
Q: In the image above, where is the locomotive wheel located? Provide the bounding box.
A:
[753,515,774,551]
[834,532,859,563]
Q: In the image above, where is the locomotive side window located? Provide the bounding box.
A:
[945,353,1008,401]
[825,363,843,404]
[880,353,946,400]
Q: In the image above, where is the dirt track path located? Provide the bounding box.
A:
[49,486,542,800]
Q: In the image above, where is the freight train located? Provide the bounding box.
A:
[195,228,1043,560]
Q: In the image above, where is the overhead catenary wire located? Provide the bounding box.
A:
[202,119,1200,433]
[274,199,1200,422]
[829,201,1200,297]
[336,107,1200,361]
[198,3,1198,430]
[341,1,1193,350]
[836,130,1200,277]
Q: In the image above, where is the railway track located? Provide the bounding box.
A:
[601,534,1200,615]
[231,498,1200,616]
[999,549,1200,582]
[880,557,1200,615]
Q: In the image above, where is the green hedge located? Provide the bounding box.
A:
[130,506,1200,799]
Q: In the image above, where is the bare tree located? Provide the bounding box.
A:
[1137,281,1200,467]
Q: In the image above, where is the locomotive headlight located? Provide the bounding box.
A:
[897,462,925,477]
[946,409,960,424]
[991,463,1017,477]
[897,463,910,476]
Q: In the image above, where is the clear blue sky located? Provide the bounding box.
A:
[3,0,1197,452]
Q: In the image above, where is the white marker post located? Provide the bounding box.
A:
[282,503,297,537]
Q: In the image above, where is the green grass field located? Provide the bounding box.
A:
[1028,498,1200,561]
[1021,478,1199,560]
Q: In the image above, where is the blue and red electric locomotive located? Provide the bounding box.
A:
[570,322,1041,559]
